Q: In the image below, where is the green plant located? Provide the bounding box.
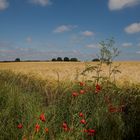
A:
[82,38,121,84]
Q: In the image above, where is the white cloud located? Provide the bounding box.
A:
[86,44,98,48]
[0,0,9,10]
[26,37,32,43]
[125,22,140,34]
[81,30,94,37]
[108,0,140,10]
[29,0,51,6]
[136,51,140,54]
[53,25,77,33]
[122,42,133,47]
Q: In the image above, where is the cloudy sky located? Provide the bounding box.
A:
[0,0,140,61]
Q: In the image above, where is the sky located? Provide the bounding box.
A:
[0,0,140,61]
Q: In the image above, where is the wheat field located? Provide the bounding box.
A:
[0,61,140,84]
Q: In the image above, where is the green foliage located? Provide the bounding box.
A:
[92,58,100,62]
[52,58,56,61]
[15,58,20,62]
[70,58,78,62]
[64,57,70,61]
[82,38,121,83]
[0,71,139,139]
[0,79,43,140]
[98,38,120,64]
[57,57,63,61]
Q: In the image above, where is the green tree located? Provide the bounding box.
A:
[52,58,56,61]
[92,58,100,62]
[15,58,20,62]
[57,57,62,61]
[64,57,69,61]
[70,58,78,62]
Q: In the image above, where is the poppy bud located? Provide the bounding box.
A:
[80,119,86,124]
[35,123,40,132]
[17,123,23,129]
[39,113,46,122]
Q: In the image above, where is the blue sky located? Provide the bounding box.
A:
[0,0,140,61]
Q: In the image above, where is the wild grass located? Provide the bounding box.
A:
[0,70,139,140]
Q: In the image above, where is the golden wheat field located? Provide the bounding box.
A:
[0,61,140,84]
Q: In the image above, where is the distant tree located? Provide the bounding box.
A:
[52,58,56,61]
[64,57,69,61]
[57,57,63,61]
[92,58,100,62]
[15,58,20,62]
[70,58,78,62]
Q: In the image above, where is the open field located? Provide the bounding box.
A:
[0,61,140,140]
[0,61,140,84]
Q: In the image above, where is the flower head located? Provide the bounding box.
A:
[95,84,101,93]
[62,122,70,131]
[72,92,79,97]
[88,129,96,133]
[88,129,96,136]
[35,123,40,132]
[80,90,85,94]
[62,122,68,128]
[79,82,85,86]
[45,128,49,133]
[108,105,117,113]
[17,123,23,129]
[80,119,86,124]
[83,129,96,136]
[79,112,84,118]
[39,113,46,122]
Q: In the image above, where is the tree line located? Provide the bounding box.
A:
[51,57,78,62]
[0,57,100,62]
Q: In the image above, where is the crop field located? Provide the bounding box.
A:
[0,61,140,84]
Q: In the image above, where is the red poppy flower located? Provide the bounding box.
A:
[80,119,86,124]
[79,82,85,86]
[88,130,96,136]
[72,92,79,97]
[62,122,70,131]
[109,105,117,113]
[83,129,96,136]
[17,123,23,129]
[80,90,85,94]
[79,112,84,118]
[40,113,46,122]
[88,129,96,134]
[95,84,101,93]
[62,122,68,128]
[45,128,49,133]
[35,123,40,132]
